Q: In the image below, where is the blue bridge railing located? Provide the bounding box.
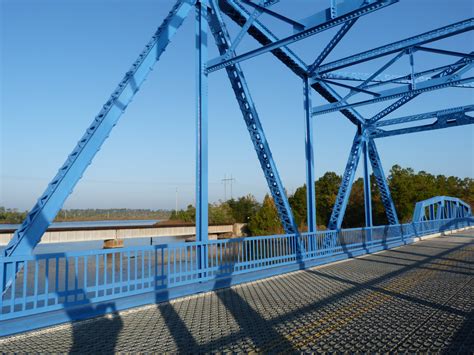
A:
[0,217,472,336]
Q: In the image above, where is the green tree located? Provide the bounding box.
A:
[227,195,260,223]
[247,195,283,236]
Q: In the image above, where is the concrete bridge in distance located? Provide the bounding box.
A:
[0,223,246,246]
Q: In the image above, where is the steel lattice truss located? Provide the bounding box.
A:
[3,0,473,280]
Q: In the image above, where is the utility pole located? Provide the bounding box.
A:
[222,174,236,201]
[175,187,178,214]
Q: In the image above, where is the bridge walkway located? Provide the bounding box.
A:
[1,230,473,352]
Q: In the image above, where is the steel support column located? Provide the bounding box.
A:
[304,76,317,232]
[196,0,209,246]
[362,139,373,228]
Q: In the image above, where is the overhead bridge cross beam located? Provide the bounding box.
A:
[370,105,474,138]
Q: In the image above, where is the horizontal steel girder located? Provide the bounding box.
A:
[312,74,474,116]
[314,18,474,74]
[207,0,399,73]
[370,112,474,138]
[322,70,474,89]
[375,104,474,127]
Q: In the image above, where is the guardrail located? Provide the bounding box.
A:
[0,217,472,335]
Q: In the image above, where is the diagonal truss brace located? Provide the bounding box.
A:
[208,2,298,233]
[328,133,364,230]
[366,138,399,224]
[3,0,196,262]
[327,132,399,230]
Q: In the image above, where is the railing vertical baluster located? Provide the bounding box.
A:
[112,252,116,295]
[173,248,177,283]
[120,252,123,292]
[224,242,228,272]
[44,258,49,307]
[167,249,171,286]
[184,246,189,280]
[95,255,99,298]
[141,250,145,289]
[64,257,69,302]
[10,262,16,312]
[83,256,88,299]
[148,250,152,288]
[74,256,79,302]
[34,260,39,308]
[127,251,131,292]
[22,260,28,311]
[135,250,138,289]
[55,257,59,303]
[104,253,107,296]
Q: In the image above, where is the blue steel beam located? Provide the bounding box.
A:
[328,133,364,230]
[208,2,298,233]
[413,196,472,222]
[312,74,474,115]
[362,140,373,228]
[307,19,357,74]
[414,46,474,60]
[322,69,474,89]
[366,138,399,224]
[196,0,209,245]
[3,0,195,261]
[220,0,366,125]
[240,0,305,29]
[303,76,317,232]
[369,56,474,123]
[375,104,474,127]
[313,18,474,74]
[207,0,399,73]
[370,111,474,138]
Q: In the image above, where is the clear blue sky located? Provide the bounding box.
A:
[1,0,473,211]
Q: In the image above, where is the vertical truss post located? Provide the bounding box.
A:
[196,0,209,254]
[362,139,373,229]
[367,138,399,225]
[328,132,364,230]
[207,3,298,234]
[436,202,443,220]
[304,76,317,233]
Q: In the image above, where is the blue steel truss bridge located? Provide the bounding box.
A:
[1,0,473,350]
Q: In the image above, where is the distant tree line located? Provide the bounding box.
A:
[169,165,473,235]
[0,207,28,224]
[0,208,171,224]
[2,165,472,234]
